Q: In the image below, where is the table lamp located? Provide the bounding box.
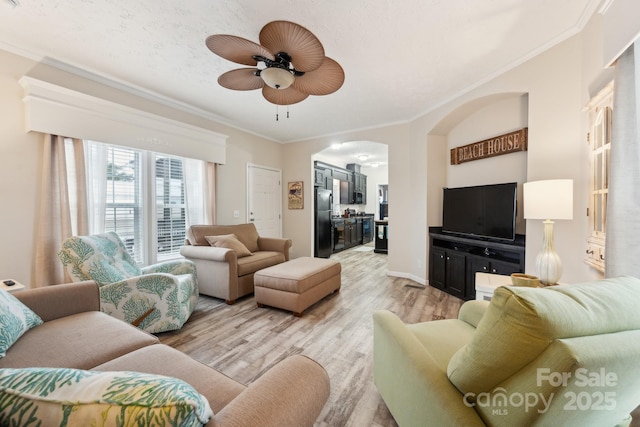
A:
[523,179,573,285]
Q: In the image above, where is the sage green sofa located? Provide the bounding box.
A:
[373,276,640,426]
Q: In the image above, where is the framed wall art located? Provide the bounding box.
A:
[288,181,304,209]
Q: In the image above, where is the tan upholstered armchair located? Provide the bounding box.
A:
[180,224,292,304]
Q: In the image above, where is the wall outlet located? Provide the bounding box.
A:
[233,210,240,218]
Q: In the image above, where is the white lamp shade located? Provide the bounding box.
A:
[523,179,573,220]
[260,67,295,89]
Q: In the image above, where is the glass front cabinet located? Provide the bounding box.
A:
[585,81,613,273]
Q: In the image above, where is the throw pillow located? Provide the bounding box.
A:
[0,368,213,427]
[0,290,43,358]
[205,234,253,258]
[447,276,640,396]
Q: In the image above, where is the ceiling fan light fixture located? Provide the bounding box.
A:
[260,67,295,89]
[206,21,344,106]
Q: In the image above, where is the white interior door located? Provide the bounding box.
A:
[247,164,282,237]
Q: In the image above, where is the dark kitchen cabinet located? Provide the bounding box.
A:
[349,222,357,246]
[353,172,366,204]
[314,168,324,187]
[343,219,358,249]
[333,219,345,252]
[315,161,366,205]
[340,177,354,204]
[332,169,349,182]
[314,167,332,190]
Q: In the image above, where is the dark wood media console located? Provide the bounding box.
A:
[428,227,525,300]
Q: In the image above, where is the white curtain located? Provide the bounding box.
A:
[183,159,217,226]
[605,42,640,278]
[206,162,217,225]
[34,135,88,287]
[85,141,108,234]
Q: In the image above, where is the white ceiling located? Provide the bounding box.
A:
[315,140,389,169]
[0,0,601,147]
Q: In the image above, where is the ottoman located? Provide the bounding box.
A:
[254,257,341,316]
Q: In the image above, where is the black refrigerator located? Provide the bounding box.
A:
[315,188,333,258]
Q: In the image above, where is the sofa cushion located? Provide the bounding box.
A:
[0,290,43,358]
[0,311,158,369]
[187,224,260,252]
[205,234,253,258]
[93,344,246,414]
[407,319,476,373]
[447,276,640,395]
[0,367,212,427]
[237,251,286,277]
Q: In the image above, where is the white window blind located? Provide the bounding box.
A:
[104,146,144,263]
[155,155,187,261]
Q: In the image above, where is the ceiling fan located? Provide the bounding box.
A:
[205,20,345,106]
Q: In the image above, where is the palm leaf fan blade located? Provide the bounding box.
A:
[292,57,344,95]
[259,21,324,72]
[206,34,274,66]
[218,68,264,91]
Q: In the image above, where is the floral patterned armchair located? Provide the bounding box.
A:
[58,232,198,334]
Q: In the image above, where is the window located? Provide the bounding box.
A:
[105,146,143,262]
[155,155,186,260]
[585,82,613,273]
[90,142,198,265]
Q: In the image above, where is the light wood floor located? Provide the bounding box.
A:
[158,245,464,426]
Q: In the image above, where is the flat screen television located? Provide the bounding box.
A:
[442,182,517,241]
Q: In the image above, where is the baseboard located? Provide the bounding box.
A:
[387,271,426,287]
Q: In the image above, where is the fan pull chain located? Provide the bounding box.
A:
[275,105,291,122]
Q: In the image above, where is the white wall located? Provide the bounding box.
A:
[0,50,43,287]
[446,95,529,236]
[215,131,284,225]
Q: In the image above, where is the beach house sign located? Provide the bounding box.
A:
[450,128,528,165]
